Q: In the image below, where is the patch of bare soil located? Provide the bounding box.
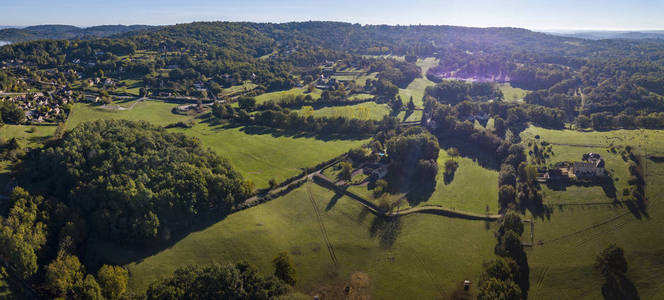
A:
[306,271,372,300]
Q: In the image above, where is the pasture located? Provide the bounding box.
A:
[398,57,439,107]
[346,149,499,214]
[120,182,496,299]
[0,124,56,147]
[498,83,529,102]
[65,100,191,128]
[295,102,421,122]
[518,126,664,299]
[254,87,322,104]
[172,122,369,188]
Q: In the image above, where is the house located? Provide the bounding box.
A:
[83,95,100,103]
[370,164,389,180]
[572,161,605,178]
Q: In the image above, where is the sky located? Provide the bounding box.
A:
[1,0,664,31]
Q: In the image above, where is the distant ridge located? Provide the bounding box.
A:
[543,30,664,40]
[0,24,153,42]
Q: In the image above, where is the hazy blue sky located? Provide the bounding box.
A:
[2,0,663,30]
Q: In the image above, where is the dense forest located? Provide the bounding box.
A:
[0,24,153,42]
[20,120,253,244]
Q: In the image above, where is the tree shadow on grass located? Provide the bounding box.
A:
[369,216,402,249]
[405,178,436,207]
[325,192,344,211]
[438,138,501,171]
[83,210,234,269]
[601,275,640,300]
[443,171,455,185]
[402,110,414,122]
[237,124,370,142]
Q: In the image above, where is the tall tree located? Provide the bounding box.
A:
[97,265,129,299]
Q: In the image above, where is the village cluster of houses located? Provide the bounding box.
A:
[537,152,607,183]
[87,77,115,88]
[3,90,72,123]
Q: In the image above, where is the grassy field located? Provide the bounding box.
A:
[114,79,142,96]
[517,126,664,299]
[425,149,499,213]
[498,83,529,102]
[254,87,322,104]
[0,124,56,147]
[65,100,191,128]
[521,125,664,151]
[120,182,496,299]
[171,123,369,188]
[398,58,439,107]
[296,102,391,120]
[526,159,664,299]
[221,81,259,97]
[346,149,498,214]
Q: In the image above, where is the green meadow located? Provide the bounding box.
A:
[120,183,496,299]
[254,87,322,104]
[518,125,664,299]
[346,148,498,214]
[171,123,369,188]
[65,100,191,128]
[498,83,529,102]
[399,57,439,107]
[294,102,421,122]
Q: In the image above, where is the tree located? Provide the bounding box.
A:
[477,277,522,300]
[392,96,403,112]
[45,250,85,297]
[448,147,459,158]
[499,185,516,208]
[238,97,257,110]
[373,179,389,197]
[97,265,128,299]
[407,96,415,111]
[478,257,522,300]
[0,102,25,124]
[0,187,47,279]
[500,213,524,236]
[72,275,103,300]
[145,263,287,299]
[273,252,297,286]
[493,117,507,136]
[495,230,530,297]
[339,162,353,181]
[499,164,517,187]
[269,178,278,189]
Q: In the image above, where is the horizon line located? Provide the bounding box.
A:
[1,21,663,32]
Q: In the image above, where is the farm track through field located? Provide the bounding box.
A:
[306,180,338,266]
[535,265,549,289]
[100,97,148,111]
